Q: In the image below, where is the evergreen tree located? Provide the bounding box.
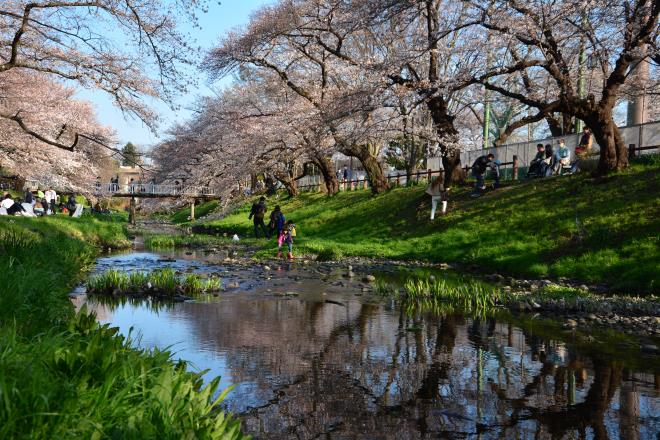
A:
[121,142,141,167]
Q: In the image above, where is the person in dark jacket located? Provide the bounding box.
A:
[67,195,77,216]
[24,188,33,204]
[7,199,26,215]
[471,153,500,191]
[248,196,269,238]
[527,144,545,177]
[269,205,286,238]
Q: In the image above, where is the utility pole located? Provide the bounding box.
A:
[576,41,586,132]
[576,13,588,133]
[483,50,492,149]
[483,99,491,149]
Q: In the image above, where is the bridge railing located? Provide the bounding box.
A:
[95,183,215,197]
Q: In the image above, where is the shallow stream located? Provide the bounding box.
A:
[80,250,660,439]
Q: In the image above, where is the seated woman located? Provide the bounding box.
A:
[7,199,26,216]
[540,144,555,177]
[527,144,545,177]
[33,200,45,216]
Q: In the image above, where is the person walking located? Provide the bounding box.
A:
[426,176,448,219]
[277,221,296,260]
[269,205,286,238]
[248,196,269,238]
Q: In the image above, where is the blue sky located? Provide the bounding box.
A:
[77,1,273,150]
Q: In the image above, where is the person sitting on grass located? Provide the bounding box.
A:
[7,198,26,216]
[34,199,45,216]
[1,193,14,211]
[471,153,500,195]
[277,220,296,260]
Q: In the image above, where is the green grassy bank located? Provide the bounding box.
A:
[199,159,659,294]
[0,216,245,439]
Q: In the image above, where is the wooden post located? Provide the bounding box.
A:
[129,196,136,225]
[512,155,519,181]
[628,144,636,160]
[427,168,432,181]
[190,199,195,221]
[396,173,400,186]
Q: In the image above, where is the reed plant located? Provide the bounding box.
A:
[402,277,502,313]
[87,268,223,298]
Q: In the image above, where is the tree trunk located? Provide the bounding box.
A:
[250,173,258,192]
[342,144,389,195]
[427,95,464,186]
[274,172,299,197]
[313,155,339,195]
[588,109,628,175]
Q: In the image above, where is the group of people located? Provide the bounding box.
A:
[248,196,297,260]
[469,127,595,195]
[0,188,81,217]
[527,127,593,178]
[526,129,593,178]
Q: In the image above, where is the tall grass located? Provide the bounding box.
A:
[0,216,246,438]
[143,233,227,249]
[87,268,222,298]
[0,312,244,439]
[402,277,502,313]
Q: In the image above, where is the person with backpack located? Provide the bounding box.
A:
[248,196,269,238]
[269,205,286,238]
[277,220,296,260]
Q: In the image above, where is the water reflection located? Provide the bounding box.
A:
[89,294,659,439]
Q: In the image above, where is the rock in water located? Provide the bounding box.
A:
[362,275,376,283]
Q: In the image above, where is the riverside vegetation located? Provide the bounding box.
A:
[86,268,222,299]
[0,216,246,439]
[194,158,659,295]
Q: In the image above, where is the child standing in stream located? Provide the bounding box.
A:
[277,221,296,260]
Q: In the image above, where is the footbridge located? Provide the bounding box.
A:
[94,183,216,198]
[91,183,216,224]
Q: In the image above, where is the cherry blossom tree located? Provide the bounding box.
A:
[473,0,659,173]
[205,0,396,194]
[0,0,210,153]
[0,70,115,191]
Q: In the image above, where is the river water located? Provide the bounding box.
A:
[82,250,660,439]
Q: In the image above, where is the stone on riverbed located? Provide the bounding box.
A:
[225,282,240,289]
[362,275,376,283]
